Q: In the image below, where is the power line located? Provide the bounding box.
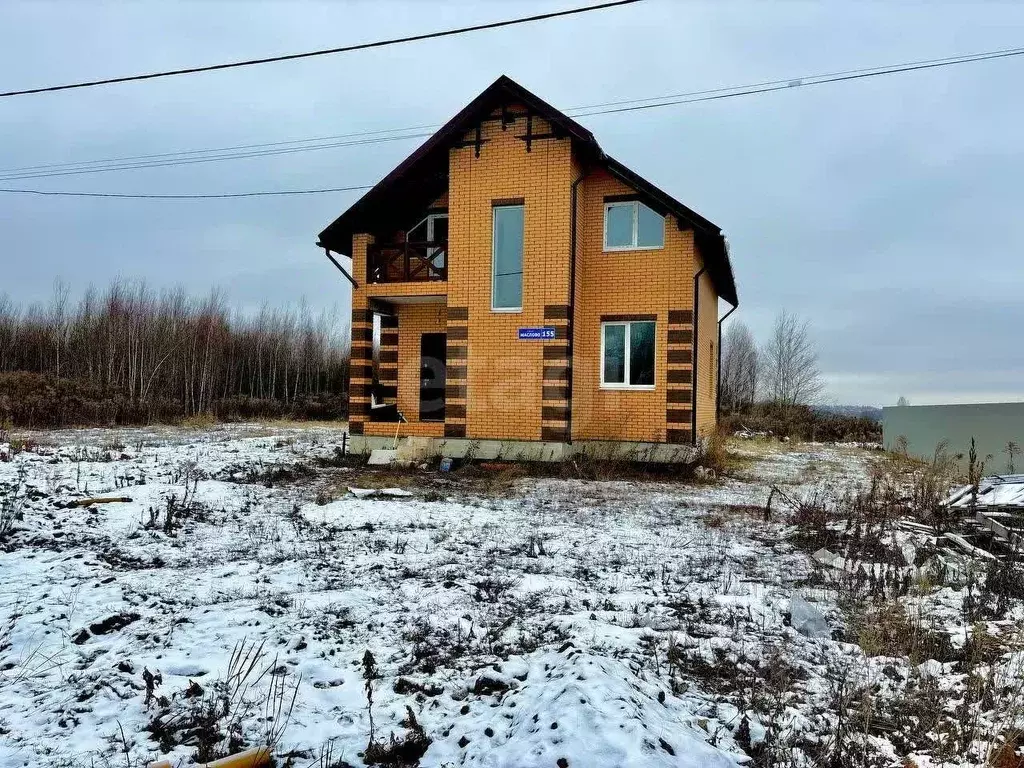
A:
[2,44,1022,182]
[0,0,642,98]
[566,45,1024,111]
[3,43,1022,199]
[570,45,1024,117]
[0,185,373,199]
[0,132,435,181]
[0,125,439,175]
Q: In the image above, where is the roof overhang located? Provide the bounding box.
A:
[318,75,737,308]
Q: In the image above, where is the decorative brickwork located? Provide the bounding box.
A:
[342,106,723,446]
[666,305,696,444]
[348,236,373,433]
[444,306,469,437]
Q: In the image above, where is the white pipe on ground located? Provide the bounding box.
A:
[147,745,271,768]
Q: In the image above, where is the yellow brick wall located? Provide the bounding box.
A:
[365,281,447,301]
[396,303,447,420]
[447,108,573,441]
[363,420,444,438]
[571,168,697,443]
[695,264,719,436]
[347,111,724,443]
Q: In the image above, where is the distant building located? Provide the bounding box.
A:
[882,402,1024,471]
[317,76,738,460]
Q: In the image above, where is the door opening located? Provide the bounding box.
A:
[419,332,446,422]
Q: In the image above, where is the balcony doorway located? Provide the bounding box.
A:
[408,213,448,271]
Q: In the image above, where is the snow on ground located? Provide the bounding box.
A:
[0,426,1020,767]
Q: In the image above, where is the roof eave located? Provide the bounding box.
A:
[317,75,600,255]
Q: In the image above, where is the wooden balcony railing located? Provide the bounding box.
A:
[367,240,447,283]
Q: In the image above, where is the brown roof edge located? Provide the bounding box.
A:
[316,75,737,307]
[694,229,738,309]
[317,75,598,255]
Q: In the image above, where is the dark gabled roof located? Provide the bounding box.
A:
[318,75,737,307]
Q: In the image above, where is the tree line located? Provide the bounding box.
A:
[719,309,825,410]
[0,281,349,426]
[718,310,879,442]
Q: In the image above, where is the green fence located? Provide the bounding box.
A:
[882,402,1024,472]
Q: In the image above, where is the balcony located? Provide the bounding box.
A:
[367,240,448,284]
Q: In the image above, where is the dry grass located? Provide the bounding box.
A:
[179,412,218,429]
[848,599,953,663]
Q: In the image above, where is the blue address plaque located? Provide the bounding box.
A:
[518,326,556,341]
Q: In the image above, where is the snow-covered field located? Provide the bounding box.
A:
[0,425,1021,768]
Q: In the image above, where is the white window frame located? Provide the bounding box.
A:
[491,204,524,313]
[407,212,448,242]
[603,200,665,252]
[408,212,448,254]
[600,320,656,390]
[404,212,449,278]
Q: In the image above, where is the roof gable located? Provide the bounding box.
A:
[317,75,737,307]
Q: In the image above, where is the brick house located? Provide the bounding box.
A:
[317,76,738,460]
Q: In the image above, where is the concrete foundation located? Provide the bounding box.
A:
[349,435,699,463]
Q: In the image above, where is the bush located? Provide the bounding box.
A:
[0,372,347,428]
[720,402,881,443]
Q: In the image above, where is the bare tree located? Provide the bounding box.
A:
[720,320,759,410]
[0,279,350,423]
[761,310,824,406]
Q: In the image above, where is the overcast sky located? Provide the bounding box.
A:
[2,0,1023,406]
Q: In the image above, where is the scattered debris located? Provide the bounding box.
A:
[65,496,133,508]
[367,449,402,467]
[347,487,414,499]
[788,594,831,639]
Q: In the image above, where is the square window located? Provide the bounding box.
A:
[601,320,656,389]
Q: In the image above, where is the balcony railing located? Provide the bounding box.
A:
[367,240,447,283]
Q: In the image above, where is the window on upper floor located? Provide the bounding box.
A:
[492,204,524,311]
[603,200,665,251]
[601,320,656,389]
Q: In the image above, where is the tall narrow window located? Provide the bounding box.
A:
[492,204,524,311]
[603,200,665,250]
[601,320,656,389]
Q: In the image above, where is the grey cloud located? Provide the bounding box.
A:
[3,0,1024,406]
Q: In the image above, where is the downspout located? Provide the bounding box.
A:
[691,264,706,445]
[319,245,359,289]
[566,168,590,444]
[716,304,738,415]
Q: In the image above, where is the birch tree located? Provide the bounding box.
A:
[761,310,824,406]
[720,320,759,410]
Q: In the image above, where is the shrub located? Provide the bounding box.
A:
[0,372,347,428]
[0,464,27,542]
[720,402,881,443]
